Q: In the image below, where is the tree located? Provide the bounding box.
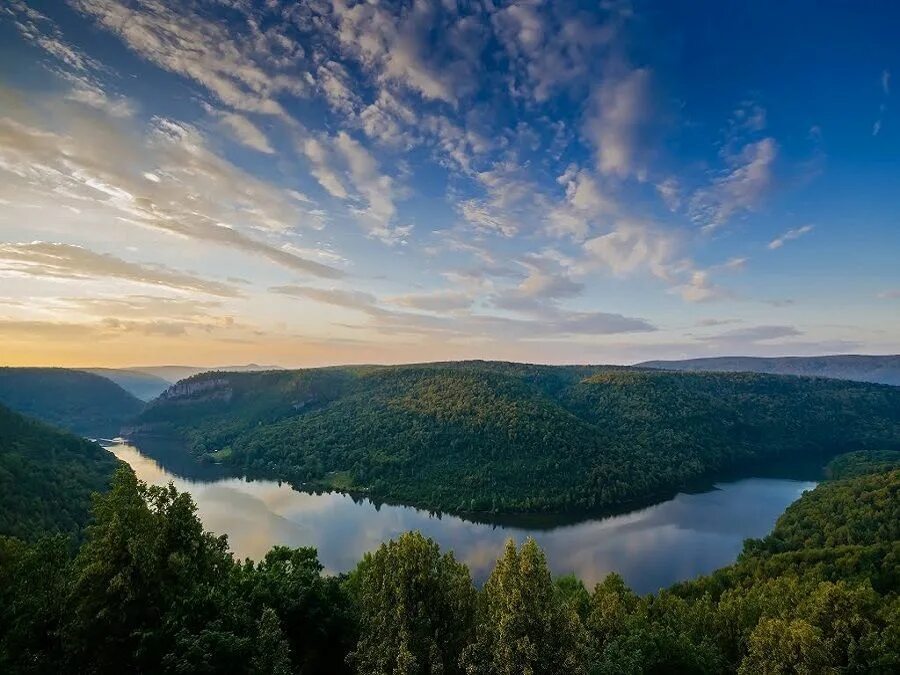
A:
[250,607,292,675]
[462,538,588,675]
[738,618,833,675]
[348,531,476,675]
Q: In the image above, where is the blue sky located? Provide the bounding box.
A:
[0,0,897,367]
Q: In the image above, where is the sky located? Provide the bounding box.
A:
[0,0,898,368]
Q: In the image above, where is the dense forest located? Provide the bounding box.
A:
[1,449,898,673]
[0,368,144,437]
[0,404,119,540]
[133,362,900,515]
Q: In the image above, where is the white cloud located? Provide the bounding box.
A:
[334,131,408,244]
[492,2,619,102]
[70,0,308,116]
[584,67,654,178]
[301,137,349,199]
[0,242,238,296]
[330,0,483,104]
[691,137,779,231]
[581,220,678,279]
[768,224,814,250]
[547,166,616,239]
[0,88,341,278]
[389,290,474,312]
[214,110,275,154]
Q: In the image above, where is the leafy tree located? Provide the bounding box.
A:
[348,531,476,675]
[462,538,588,675]
[251,607,293,675]
[737,618,832,674]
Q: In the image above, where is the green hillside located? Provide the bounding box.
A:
[0,404,119,540]
[0,367,144,437]
[132,361,900,515]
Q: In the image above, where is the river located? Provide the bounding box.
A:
[109,439,816,594]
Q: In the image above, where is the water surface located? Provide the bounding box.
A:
[110,440,816,594]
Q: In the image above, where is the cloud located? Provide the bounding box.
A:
[873,69,890,136]
[655,178,681,211]
[547,166,617,240]
[703,324,803,344]
[212,109,274,154]
[64,295,222,319]
[691,137,779,230]
[272,281,653,341]
[0,92,342,278]
[768,224,814,250]
[581,220,678,279]
[330,0,484,104]
[492,2,619,102]
[0,242,238,296]
[584,67,654,178]
[672,270,728,303]
[270,285,379,313]
[389,290,474,312]
[334,131,408,244]
[301,137,350,199]
[69,0,307,116]
[877,289,900,300]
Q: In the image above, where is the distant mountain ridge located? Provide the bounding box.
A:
[637,354,900,386]
[73,364,286,400]
[81,368,173,401]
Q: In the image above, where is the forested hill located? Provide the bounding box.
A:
[0,404,119,540]
[132,361,900,515]
[638,354,900,386]
[0,367,144,437]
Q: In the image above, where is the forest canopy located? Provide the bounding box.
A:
[133,362,900,515]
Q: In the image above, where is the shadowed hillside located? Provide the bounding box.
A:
[0,404,118,540]
[0,368,144,437]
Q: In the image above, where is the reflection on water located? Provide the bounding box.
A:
[109,440,816,594]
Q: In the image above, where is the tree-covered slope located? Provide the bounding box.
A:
[0,367,144,437]
[0,404,119,540]
[132,362,900,515]
[638,354,900,386]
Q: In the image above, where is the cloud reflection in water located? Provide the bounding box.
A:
[111,442,814,594]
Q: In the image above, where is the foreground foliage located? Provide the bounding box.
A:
[133,362,900,515]
[2,451,898,673]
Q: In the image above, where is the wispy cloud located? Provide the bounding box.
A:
[873,69,890,135]
[691,137,779,231]
[768,225,814,250]
[0,242,238,296]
